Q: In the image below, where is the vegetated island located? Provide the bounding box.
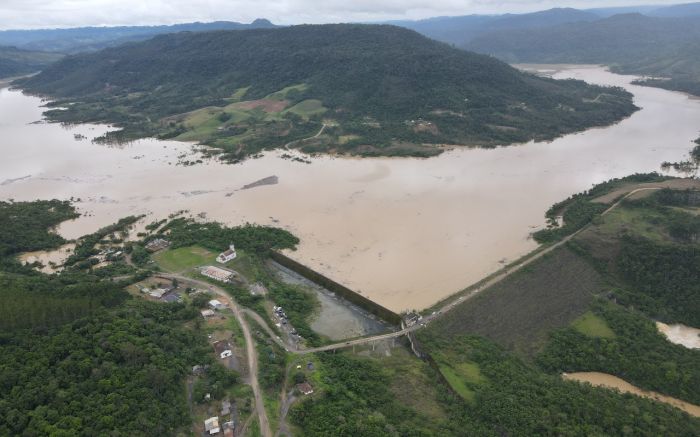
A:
[18,24,637,162]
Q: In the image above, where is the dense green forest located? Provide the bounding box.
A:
[20,24,636,159]
[466,14,700,97]
[0,200,78,257]
[290,352,449,436]
[0,202,254,435]
[0,46,62,79]
[0,302,209,436]
[157,217,299,256]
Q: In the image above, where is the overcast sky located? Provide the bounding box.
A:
[0,0,688,30]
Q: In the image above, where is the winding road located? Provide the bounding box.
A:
[160,274,272,437]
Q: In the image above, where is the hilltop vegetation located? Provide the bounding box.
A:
[0,20,276,54]
[21,24,636,160]
[0,46,63,79]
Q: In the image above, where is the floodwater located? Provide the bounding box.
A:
[2,65,700,312]
[18,243,75,274]
[563,372,700,417]
[267,260,391,340]
[656,322,700,349]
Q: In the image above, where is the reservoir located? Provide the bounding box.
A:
[2,65,699,312]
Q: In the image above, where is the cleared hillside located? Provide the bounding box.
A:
[21,24,636,160]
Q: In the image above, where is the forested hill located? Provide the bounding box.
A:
[388,8,599,47]
[0,46,63,79]
[466,14,700,96]
[21,24,636,159]
[0,19,277,54]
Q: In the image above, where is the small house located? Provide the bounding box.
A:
[213,340,232,360]
[209,299,226,310]
[204,416,220,435]
[296,382,314,395]
[201,309,215,318]
[145,238,170,252]
[216,244,237,263]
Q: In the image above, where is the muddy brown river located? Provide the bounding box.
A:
[2,66,699,312]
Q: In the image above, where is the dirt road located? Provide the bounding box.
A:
[160,274,272,437]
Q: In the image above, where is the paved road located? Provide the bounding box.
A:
[160,274,272,437]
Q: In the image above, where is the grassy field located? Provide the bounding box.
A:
[152,246,218,273]
[426,246,604,357]
[379,347,447,419]
[435,361,485,404]
[283,99,327,119]
[571,311,616,339]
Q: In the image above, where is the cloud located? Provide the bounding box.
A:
[0,0,684,29]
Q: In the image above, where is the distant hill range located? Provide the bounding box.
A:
[391,4,700,97]
[20,24,636,161]
[0,46,63,79]
[0,19,276,53]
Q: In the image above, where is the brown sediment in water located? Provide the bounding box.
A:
[656,322,700,349]
[2,66,700,312]
[563,372,700,417]
[18,243,76,274]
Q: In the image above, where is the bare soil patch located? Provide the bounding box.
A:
[235,99,289,113]
[592,179,700,204]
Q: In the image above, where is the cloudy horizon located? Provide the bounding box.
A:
[0,0,690,30]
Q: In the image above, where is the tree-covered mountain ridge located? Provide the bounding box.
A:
[21,24,637,160]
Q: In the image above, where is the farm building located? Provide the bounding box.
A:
[149,285,173,299]
[216,244,237,263]
[208,299,226,310]
[204,416,220,435]
[201,265,235,282]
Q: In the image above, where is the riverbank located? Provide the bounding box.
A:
[2,65,699,312]
[564,372,700,417]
